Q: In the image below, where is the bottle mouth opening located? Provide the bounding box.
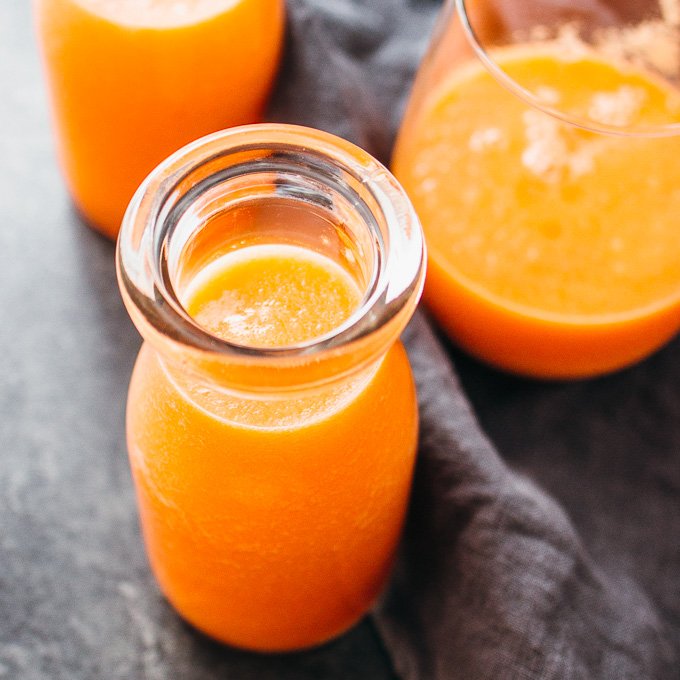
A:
[457,0,680,137]
[116,124,425,386]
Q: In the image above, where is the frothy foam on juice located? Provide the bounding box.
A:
[183,244,361,348]
[164,244,373,429]
[396,46,680,318]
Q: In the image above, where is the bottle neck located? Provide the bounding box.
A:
[117,124,425,394]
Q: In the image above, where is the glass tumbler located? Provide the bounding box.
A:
[116,124,425,652]
[394,0,680,378]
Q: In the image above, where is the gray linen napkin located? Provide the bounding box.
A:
[270,1,680,678]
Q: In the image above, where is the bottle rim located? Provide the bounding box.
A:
[116,124,425,388]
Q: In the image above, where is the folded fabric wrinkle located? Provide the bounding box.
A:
[376,313,675,679]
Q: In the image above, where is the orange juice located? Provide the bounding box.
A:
[394,47,680,378]
[34,0,284,238]
[126,244,419,651]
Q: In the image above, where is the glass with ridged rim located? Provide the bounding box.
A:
[116,124,425,652]
[393,0,680,378]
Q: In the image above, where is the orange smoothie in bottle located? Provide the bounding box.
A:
[127,245,417,650]
[34,0,284,239]
[117,125,426,651]
[394,46,680,378]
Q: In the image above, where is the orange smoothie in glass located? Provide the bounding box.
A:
[394,47,680,378]
[34,0,284,239]
[117,125,426,652]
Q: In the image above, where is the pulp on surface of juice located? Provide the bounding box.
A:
[34,0,285,238]
[393,46,680,378]
[126,243,419,651]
